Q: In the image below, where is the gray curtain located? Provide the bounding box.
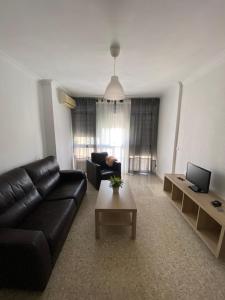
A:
[128,98,160,174]
[71,98,96,170]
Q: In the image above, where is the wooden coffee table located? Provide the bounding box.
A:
[95,180,137,239]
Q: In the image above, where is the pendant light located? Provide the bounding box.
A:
[104,43,125,101]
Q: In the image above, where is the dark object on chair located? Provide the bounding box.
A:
[86,152,121,189]
[0,156,87,290]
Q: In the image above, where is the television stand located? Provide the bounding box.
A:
[164,174,225,258]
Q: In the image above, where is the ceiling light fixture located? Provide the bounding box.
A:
[103,42,125,101]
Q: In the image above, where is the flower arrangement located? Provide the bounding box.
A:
[109,176,123,193]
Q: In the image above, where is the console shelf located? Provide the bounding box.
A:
[182,194,199,228]
[171,185,183,210]
[164,174,225,258]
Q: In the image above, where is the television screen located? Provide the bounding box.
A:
[186,162,211,193]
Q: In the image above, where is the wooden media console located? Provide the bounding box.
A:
[164,174,225,258]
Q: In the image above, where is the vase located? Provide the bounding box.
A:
[113,187,119,194]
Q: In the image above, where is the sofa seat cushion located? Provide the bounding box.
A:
[19,199,76,263]
[45,179,86,207]
[100,169,115,180]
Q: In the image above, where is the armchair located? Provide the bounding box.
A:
[86,152,121,189]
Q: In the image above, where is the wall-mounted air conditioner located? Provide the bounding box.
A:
[58,89,76,109]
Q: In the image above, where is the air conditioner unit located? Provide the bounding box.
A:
[62,94,76,109]
[58,90,76,109]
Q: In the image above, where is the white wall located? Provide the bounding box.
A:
[51,82,73,169]
[0,54,73,173]
[0,53,44,173]
[39,80,73,169]
[176,61,225,197]
[38,80,56,157]
[157,84,180,179]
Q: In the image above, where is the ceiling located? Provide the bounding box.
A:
[0,0,225,97]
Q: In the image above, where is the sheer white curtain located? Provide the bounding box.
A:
[96,100,131,174]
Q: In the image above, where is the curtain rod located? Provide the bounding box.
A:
[96,99,124,103]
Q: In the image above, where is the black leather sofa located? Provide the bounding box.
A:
[0,156,87,290]
[86,152,121,189]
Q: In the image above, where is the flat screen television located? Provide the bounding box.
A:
[186,162,211,193]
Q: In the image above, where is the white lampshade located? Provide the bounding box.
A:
[104,76,125,101]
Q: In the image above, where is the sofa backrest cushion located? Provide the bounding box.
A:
[91,152,108,169]
[23,156,60,197]
[0,168,42,228]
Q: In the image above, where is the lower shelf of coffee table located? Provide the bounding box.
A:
[99,212,132,226]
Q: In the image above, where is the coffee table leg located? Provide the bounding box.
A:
[131,211,137,239]
[95,210,100,239]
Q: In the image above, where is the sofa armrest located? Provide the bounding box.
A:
[0,228,52,290]
[60,170,87,182]
[86,160,101,189]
